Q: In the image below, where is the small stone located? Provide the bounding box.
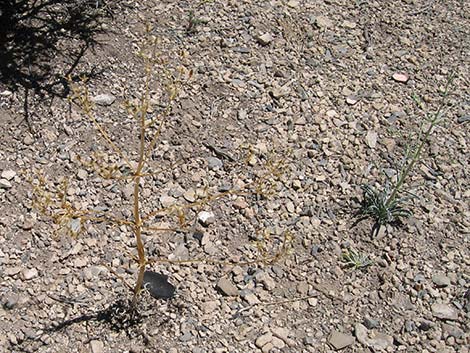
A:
[342,20,357,29]
[270,86,290,98]
[183,189,196,202]
[355,323,393,351]
[315,16,333,29]
[216,278,239,296]
[271,336,285,349]
[3,293,19,309]
[256,33,273,46]
[346,95,360,105]
[22,268,38,280]
[91,93,116,106]
[287,0,299,7]
[1,170,16,180]
[255,332,273,348]
[240,290,260,305]
[363,317,380,329]
[160,195,177,208]
[392,72,409,83]
[77,169,88,180]
[0,179,12,189]
[198,211,215,226]
[365,130,378,148]
[90,340,104,353]
[23,135,34,145]
[329,331,355,350]
[201,300,218,314]
[418,320,433,331]
[432,273,451,287]
[404,320,416,332]
[431,303,458,320]
[207,157,223,170]
[272,327,295,346]
[74,258,88,268]
[441,323,464,339]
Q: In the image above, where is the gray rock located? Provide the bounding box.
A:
[91,93,116,106]
[418,320,433,331]
[432,273,451,287]
[363,317,380,329]
[216,278,239,296]
[441,323,464,339]
[329,331,355,350]
[207,157,223,170]
[355,323,393,351]
[431,303,458,320]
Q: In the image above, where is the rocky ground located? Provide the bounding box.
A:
[0,0,469,352]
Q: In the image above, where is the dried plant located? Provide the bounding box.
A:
[29,26,293,307]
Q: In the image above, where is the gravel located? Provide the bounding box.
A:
[0,0,469,352]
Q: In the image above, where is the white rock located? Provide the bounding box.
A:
[366,130,378,148]
[198,211,215,226]
[91,94,116,106]
[0,179,12,189]
[256,33,273,46]
[160,195,177,208]
[90,340,104,353]
[1,170,16,180]
[255,332,273,348]
[22,268,38,280]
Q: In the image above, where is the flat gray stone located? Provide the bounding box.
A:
[329,330,355,350]
[431,303,458,320]
[432,273,451,287]
[216,278,239,296]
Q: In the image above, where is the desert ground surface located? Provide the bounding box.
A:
[0,1,468,352]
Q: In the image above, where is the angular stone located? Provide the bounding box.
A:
[0,179,12,189]
[198,211,215,226]
[432,273,451,287]
[91,94,116,106]
[329,331,355,350]
[22,268,38,280]
[256,33,273,46]
[431,303,458,320]
[1,170,16,180]
[216,278,239,296]
[160,195,177,208]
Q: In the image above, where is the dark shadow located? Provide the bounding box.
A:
[0,0,111,132]
[10,297,169,352]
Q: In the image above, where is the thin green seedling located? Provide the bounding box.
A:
[359,73,455,229]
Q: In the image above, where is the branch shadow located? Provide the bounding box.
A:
[0,0,111,132]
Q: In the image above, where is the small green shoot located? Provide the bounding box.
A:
[359,73,455,229]
[341,248,373,270]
